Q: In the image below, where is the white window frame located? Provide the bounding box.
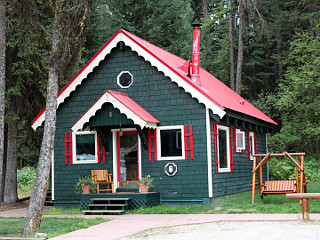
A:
[157,125,185,161]
[72,130,98,164]
[249,132,256,160]
[217,125,231,172]
[117,71,133,88]
[236,129,245,152]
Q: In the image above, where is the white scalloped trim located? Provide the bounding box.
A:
[72,91,157,132]
[32,32,225,130]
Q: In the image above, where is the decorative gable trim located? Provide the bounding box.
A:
[72,90,159,132]
[32,29,225,130]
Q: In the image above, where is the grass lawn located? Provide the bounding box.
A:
[127,181,320,214]
[0,217,109,239]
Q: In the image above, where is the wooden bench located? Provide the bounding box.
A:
[262,180,297,194]
[91,170,114,194]
[286,193,320,221]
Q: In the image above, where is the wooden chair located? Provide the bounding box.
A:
[91,170,114,194]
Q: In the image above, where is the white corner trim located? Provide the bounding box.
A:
[72,91,156,132]
[206,108,213,198]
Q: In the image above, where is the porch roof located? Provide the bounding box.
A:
[72,90,159,132]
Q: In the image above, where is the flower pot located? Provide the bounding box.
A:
[139,184,149,193]
[82,185,91,194]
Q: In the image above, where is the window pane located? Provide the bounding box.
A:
[160,129,182,157]
[236,132,244,148]
[250,135,254,156]
[219,129,228,168]
[76,134,95,161]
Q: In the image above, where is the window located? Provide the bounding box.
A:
[117,71,133,88]
[249,132,256,160]
[157,126,185,160]
[236,129,245,152]
[217,125,230,172]
[73,131,98,164]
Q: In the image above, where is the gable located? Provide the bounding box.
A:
[32,28,276,130]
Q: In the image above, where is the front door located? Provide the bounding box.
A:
[117,131,139,185]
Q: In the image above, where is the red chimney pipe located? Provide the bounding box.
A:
[191,23,202,85]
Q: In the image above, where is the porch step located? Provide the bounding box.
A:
[83,210,125,215]
[45,190,53,206]
[90,198,130,201]
[82,197,131,215]
[88,204,127,207]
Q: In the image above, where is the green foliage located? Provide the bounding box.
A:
[75,176,97,194]
[0,217,109,238]
[17,168,36,189]
[268,157,320,182]
[272,25,320,155]
[136,176,155,187]
[85,0,194,61]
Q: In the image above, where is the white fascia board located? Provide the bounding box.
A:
[72,91,152,132]
[32,112,45,130]
[119,34,226,119]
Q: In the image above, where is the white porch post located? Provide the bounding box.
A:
[206,108,213,198]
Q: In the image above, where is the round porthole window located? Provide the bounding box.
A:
[117,71,133,88]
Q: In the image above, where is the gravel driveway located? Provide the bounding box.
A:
[121,221,320,240]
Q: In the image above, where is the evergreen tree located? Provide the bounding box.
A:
[270,26,320,156]
[85,0,194,61]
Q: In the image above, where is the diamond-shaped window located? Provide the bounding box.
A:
[117,71,133,88]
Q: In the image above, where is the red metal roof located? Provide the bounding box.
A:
[121,29,277,125]
[32,29,277,129]
[72,90,159,132]
[107,90,160,124]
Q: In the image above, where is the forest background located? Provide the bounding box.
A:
[0,0,319,203]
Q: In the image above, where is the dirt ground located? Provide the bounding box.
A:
[121,221,320,240]
[0,199,29,212]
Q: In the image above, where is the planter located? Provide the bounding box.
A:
[138,184,149,193]
[82,185,91,194]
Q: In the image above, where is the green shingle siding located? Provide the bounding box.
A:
[54,46,209,204]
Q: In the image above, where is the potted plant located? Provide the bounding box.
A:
[75,176,97,194]
[136,175,154,193]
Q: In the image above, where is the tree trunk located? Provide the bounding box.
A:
[4,117,18,204]
[23,67,58,235]
[203,0,209,19]
[236,0,244,95]
[0,0,7,203]
[276,32,283,82]
[228,0,235,91]
[23,0,93,235]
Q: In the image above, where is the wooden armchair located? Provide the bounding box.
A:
[91,170,114,194]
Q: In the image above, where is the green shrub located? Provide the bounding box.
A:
[268,157,320,182]
[17,168,37,188]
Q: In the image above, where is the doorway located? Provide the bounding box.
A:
[116,130,140,188]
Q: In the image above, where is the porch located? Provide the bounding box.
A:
[80,191,160,213]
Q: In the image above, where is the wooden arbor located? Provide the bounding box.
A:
[251,152,307,204]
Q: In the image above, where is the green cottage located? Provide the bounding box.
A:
[32,26,277,208]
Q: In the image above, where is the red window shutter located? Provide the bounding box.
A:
[213,124,218,173]
[247,131,251,160]
[229,127,234,172]
[148,128,157,161]
[97,135,106,163]
[184,125,194,160]
[254,132,257,154]
[64,132,73,165]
